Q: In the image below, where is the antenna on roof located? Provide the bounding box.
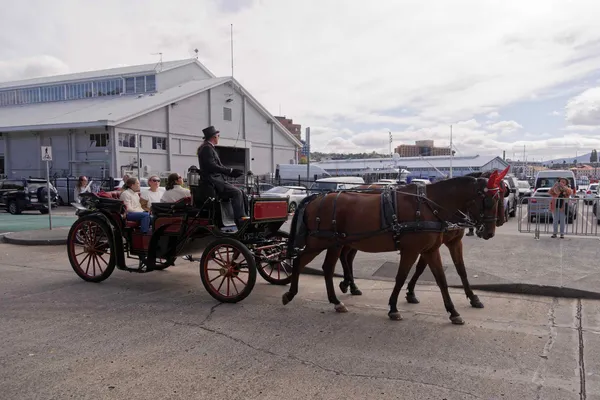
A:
[230,24,234,78]
[193,48,199,59]
[151,52,163,72]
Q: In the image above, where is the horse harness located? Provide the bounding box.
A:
[307,185,474,249]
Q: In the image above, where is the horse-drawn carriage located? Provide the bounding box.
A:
[67,169,292,303]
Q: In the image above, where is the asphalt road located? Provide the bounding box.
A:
[1,242,599,399]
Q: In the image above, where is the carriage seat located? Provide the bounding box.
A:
[151,197,191,215]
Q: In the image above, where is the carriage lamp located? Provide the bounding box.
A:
[187,166,200,187]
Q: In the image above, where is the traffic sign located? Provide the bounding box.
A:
[42,146,53,161]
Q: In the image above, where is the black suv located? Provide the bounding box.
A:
[0,178,59,214]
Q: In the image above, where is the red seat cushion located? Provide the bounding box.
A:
[126,221,140,228]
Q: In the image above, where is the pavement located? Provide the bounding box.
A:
[1,243,599,399]
[3,206,600,299]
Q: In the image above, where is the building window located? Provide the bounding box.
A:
[135,76,145,93]
[223,107,232,121]
[119,133,137,148]
[145,75,156,92]
[40,85,66,102]
[125,78,135,94]
[152,137,167,150]
[90,133,109,147]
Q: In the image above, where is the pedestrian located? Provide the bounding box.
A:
[548,178,572,239]
[73,176,89,203]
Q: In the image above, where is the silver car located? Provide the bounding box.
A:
[260,186,307,213]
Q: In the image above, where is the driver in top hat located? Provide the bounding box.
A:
[197,126,249,227]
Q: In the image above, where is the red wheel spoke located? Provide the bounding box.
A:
[230,277,240,295]
[78,253,91,269]
[97,253,109,267]
[211,257,227,268]
[216,276,226,292]
[94,256,104,274]
[74,250,87,257]
[209,274,222,283]
[85,253,93,275]
[226,277,230,297]
[234,275,248,286]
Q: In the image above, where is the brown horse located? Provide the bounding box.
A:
[282,173,504,324]
[338,169,509,309]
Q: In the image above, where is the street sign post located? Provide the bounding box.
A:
[41,146,53,230]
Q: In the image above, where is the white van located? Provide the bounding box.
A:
[310,176,365,192]
[534,170,576,191]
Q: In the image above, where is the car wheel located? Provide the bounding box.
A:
[8,201,21,215]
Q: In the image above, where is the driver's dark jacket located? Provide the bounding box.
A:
[197,142,233,191]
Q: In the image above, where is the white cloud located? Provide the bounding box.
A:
[549,110,562,116]
[565,87,600,126]
[2,0,600,158]
[0,56,70,82]
[486,120,523,134]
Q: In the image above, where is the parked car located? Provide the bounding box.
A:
[527,187,578,223]
[584,183,598,205]
[0,178,59,214]
[309,177,366,193]
[503,178,518,218]
[516,180,532,199]
[260,186,307,213]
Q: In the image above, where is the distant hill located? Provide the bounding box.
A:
[543,152,593,165]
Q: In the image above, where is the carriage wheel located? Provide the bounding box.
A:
[67,217,116,282]
[200,238,257,303]
[256,231,292,285]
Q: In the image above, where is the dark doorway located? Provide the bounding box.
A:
[216,146,247,172]
[0,156,4,176]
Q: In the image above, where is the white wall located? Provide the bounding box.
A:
[157,63,213,91]
[244,100,270,144]
[209,83,244,140]
[119,107,167,133]
[169,91,209,136]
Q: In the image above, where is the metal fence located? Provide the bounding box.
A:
[517,196,600,238]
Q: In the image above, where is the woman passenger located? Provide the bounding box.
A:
[119,177,151,234]
[160,173,191,203]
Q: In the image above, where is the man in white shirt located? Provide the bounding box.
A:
[140,175,164,211]
[120,178,151,233]
[161,173,191,203]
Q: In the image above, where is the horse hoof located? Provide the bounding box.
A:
[350,288,362,296]
[388,311,403,321]
[334,303,348,313]
[282,293,290,305]
[470,298,485,309]
[450,315,465,325]
[405,294,420,304]
[339,282,349,294]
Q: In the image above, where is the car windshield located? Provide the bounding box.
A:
[590,184,598,190]
[518,182,530,189]
[536,178,574,189]
[310,182,338,191]
[265,187,290,194]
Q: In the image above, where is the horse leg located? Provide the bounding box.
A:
[322,247,347,312]
[447,239,484,308]
[338,246,353,293]
[421,249,464,325]
[405,254,427,304]
[282,251,321,306]
[339,248,362,296]
[388,250,420,321]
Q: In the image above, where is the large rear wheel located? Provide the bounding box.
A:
[67,217,116,282]
[255,231,292,285]
[200,238,257,303]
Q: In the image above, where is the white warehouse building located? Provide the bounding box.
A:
[0,59,302,180]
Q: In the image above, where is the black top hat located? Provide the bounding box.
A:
[202,126,220,140]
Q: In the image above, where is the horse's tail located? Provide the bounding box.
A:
[287,193,319,258]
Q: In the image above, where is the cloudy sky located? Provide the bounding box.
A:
[2,0,600,161]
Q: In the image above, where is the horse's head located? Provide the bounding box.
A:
[466,166,509,240]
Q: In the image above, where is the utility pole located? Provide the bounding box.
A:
[389,131,392,157]
[306,127,310,184]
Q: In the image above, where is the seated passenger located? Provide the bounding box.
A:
[120,178,151,234]
[140,175,163,212]
[160,173,191,203]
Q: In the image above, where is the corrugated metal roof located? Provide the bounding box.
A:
[315,155,506,170]
[0,77,230,130]
[0,59,209,90]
